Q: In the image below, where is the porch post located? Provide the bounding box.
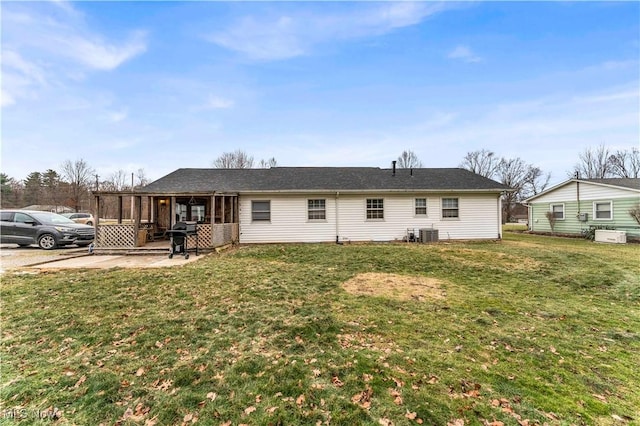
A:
[211,195,216,246]
[133,196,142,246]
[221,196,226,223]
[117,196,123,224]
[171,196,176,228]
[94,195,100,227]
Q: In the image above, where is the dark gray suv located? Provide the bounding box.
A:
[0,210,95,249]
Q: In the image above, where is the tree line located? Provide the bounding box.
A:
[0,159,149,213]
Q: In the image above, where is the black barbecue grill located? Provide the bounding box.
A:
[166,221,199,259]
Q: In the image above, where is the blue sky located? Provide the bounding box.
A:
[2,1,638,184]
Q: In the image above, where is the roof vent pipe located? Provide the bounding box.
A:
[392,160,397,176]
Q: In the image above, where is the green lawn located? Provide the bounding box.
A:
[2,234,639,425]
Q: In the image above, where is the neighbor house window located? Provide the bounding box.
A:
[415,198,427,216]
[593,201,612,220]
[442,198,459,218]
[550,204,565,220]
[251,201,271,222]
[308,199,326,220]
[366,198,384,220]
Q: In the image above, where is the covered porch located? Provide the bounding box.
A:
[91,191,239,251]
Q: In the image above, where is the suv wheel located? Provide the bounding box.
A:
[38,234,57,250]
[86,221,93,226]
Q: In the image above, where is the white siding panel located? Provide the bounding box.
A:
[240,192,501,243]
[240,195,336,243]
[533,181,637,203]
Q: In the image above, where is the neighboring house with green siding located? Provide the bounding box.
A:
[524,178,640,239]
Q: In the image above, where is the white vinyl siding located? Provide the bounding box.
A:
[593,201,612,220]
[239,193,501,243]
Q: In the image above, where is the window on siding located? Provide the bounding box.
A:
[594,201,612,220]
[366,198,384,220]
[442,198,459,218]
[308,199,326,220]
[550,204,564,220]
[415,198,427,216]
[251,201,271,222]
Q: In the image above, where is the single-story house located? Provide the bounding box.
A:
[524,178,640,238]
[92,166,511,249]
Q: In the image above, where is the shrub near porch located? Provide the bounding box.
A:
[1,233,638,425]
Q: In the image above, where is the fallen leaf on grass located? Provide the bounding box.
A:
[592,394,607,402]
[135,367,145,377]
[266,407,278,414]
[296,394,306,406]
[74,375,86,388]
[207,392,217,401]
[388,388,403,405]
[244,406,256,415]
[447,419,465,426]
[332,376,344,387]
[351,386,373,409]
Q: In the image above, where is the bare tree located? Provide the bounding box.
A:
[136,168,150,188]
[523,166,551,197]
[397,150,423,168]
[629,204,640,225]
[497,158,542,222]
[258,157,278,168]
[609,147,640,178]
[545,211,557,233]
[459,149,500,178]
[571,144,612,179]
[108,169,129,191]
[60,159,95,212]
[213,149,255,168]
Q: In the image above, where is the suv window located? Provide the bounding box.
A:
[1,212,13,221]
[15,213,34,223]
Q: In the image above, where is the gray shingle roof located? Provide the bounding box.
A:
[138,167,510,194]
[583,178,640,190]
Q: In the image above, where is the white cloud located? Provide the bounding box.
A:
[207,3,452,61]
[1,2,147,107]
[203,96,235,110]
[107,109,128,123]
[57,30,147,71]
[447,45,482,63]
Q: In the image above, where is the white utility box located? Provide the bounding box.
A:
[594,230,627,244]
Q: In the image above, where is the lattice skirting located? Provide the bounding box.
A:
[97,225,135,248]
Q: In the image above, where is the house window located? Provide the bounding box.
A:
[593,201,612,220]
[442,198,459,218]
[415,198,427,216]
[550,204,565,220]
[366,198,384,220]
[308,199,326,220]
[251,201,271,222]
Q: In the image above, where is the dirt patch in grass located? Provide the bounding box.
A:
[342,272,445,301]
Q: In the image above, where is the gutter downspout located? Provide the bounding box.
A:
[335,191,342,244]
